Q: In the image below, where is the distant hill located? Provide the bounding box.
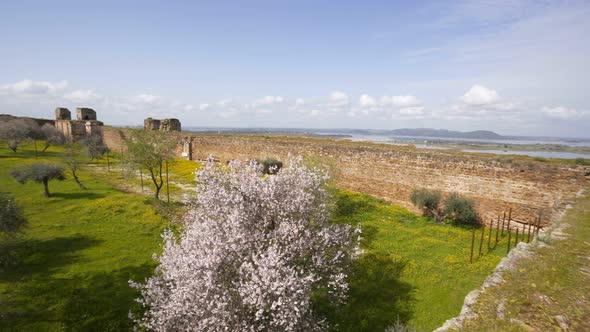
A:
[389,128,503,140]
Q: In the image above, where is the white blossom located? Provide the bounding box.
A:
[131,157,361,331]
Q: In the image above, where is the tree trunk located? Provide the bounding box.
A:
[165,160,170,203]
[148,167,163,200]
[72,170,86,190]
[43,179,50,197]
[42,143,49,152]
[34,140,38,159]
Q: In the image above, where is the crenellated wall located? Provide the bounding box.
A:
[102,126,590,226]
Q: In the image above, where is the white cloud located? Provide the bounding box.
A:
[399,106,425,116]
[295,98,305,107]
[183,104,196,111]
[133,94,162,105]
[254,95,284,106]
[0,79,68,96]
[64,89,101,103]
[359,94,377,108]
[461,84,500,105]
[380,95,420,108]
[199,103,210,111]
[542,106,587,119]
[329,91,349,107]
[217,99,231,107]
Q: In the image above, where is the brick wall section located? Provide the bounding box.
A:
[102,126,590,226]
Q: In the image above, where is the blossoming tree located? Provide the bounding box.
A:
[131,157,361,331]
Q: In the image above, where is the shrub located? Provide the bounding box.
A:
[122,129,176,199]
[80,134,109,161]
[575,158,590,166]
[443,193,479,224]
[40,123,65,152]
[0,192,27,236]
[410,189,442,222]
[258,157,283,175]
[0,118,38,153]
[130,157,361,331]
[533,156,548,162]
[10,163,66,197]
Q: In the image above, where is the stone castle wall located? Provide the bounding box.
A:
[101,126,590,226]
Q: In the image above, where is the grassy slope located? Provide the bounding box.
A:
[0,143,511,331]
[329,191,508,331]
[462,192,590,331]
[0,143,167,331]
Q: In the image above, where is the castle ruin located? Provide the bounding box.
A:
[144,117,181,132]
[54,107,103,141]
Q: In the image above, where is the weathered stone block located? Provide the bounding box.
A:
[76,107,96,121]
[55,107,71,120]
[144,118,161,131]
[161,118,181,132]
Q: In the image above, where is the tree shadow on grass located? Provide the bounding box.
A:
[0,235,103,281]
[316,253,415,332]
[0,150,65,160]
[333,192,378,222]
[0,264,154,331]
[50,192,106,200]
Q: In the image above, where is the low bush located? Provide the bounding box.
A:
[575,158,590,166]
[533,156,548,162]
[443,193,479,225]
[257,157,283,175]
[410,189,442,222]
[410,189,480,225]
[0,192,27,236]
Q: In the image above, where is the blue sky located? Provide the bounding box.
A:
[1,0,589,137]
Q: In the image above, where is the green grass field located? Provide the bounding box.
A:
[0,142,511,331]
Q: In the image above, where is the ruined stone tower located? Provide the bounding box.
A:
[144,117,181,132]
[54,107,103,141]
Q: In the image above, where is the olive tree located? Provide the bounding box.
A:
[62,142,87,189]
[0,192,27,236]
[410,188,443,223]
[10,163,66,197]
[123,129,177,200]
[410,189,480,225]
[130,157,361,331]
[0,118,37,153]
[443,193,479,225]
[80,134,108,161]
[40,123,65,152]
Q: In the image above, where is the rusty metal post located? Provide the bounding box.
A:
[535,211,542,237]
[495,215,500,245]
[470,225,476,263]
[515,227,520,246]
[507,227,512,254]
[487,219,493,250]
[501,211,506,236]
[527,222,532,242]
[479,225,485,256]
[140,168,144,193]
[506,210,512,239]
[166,160,170,204]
